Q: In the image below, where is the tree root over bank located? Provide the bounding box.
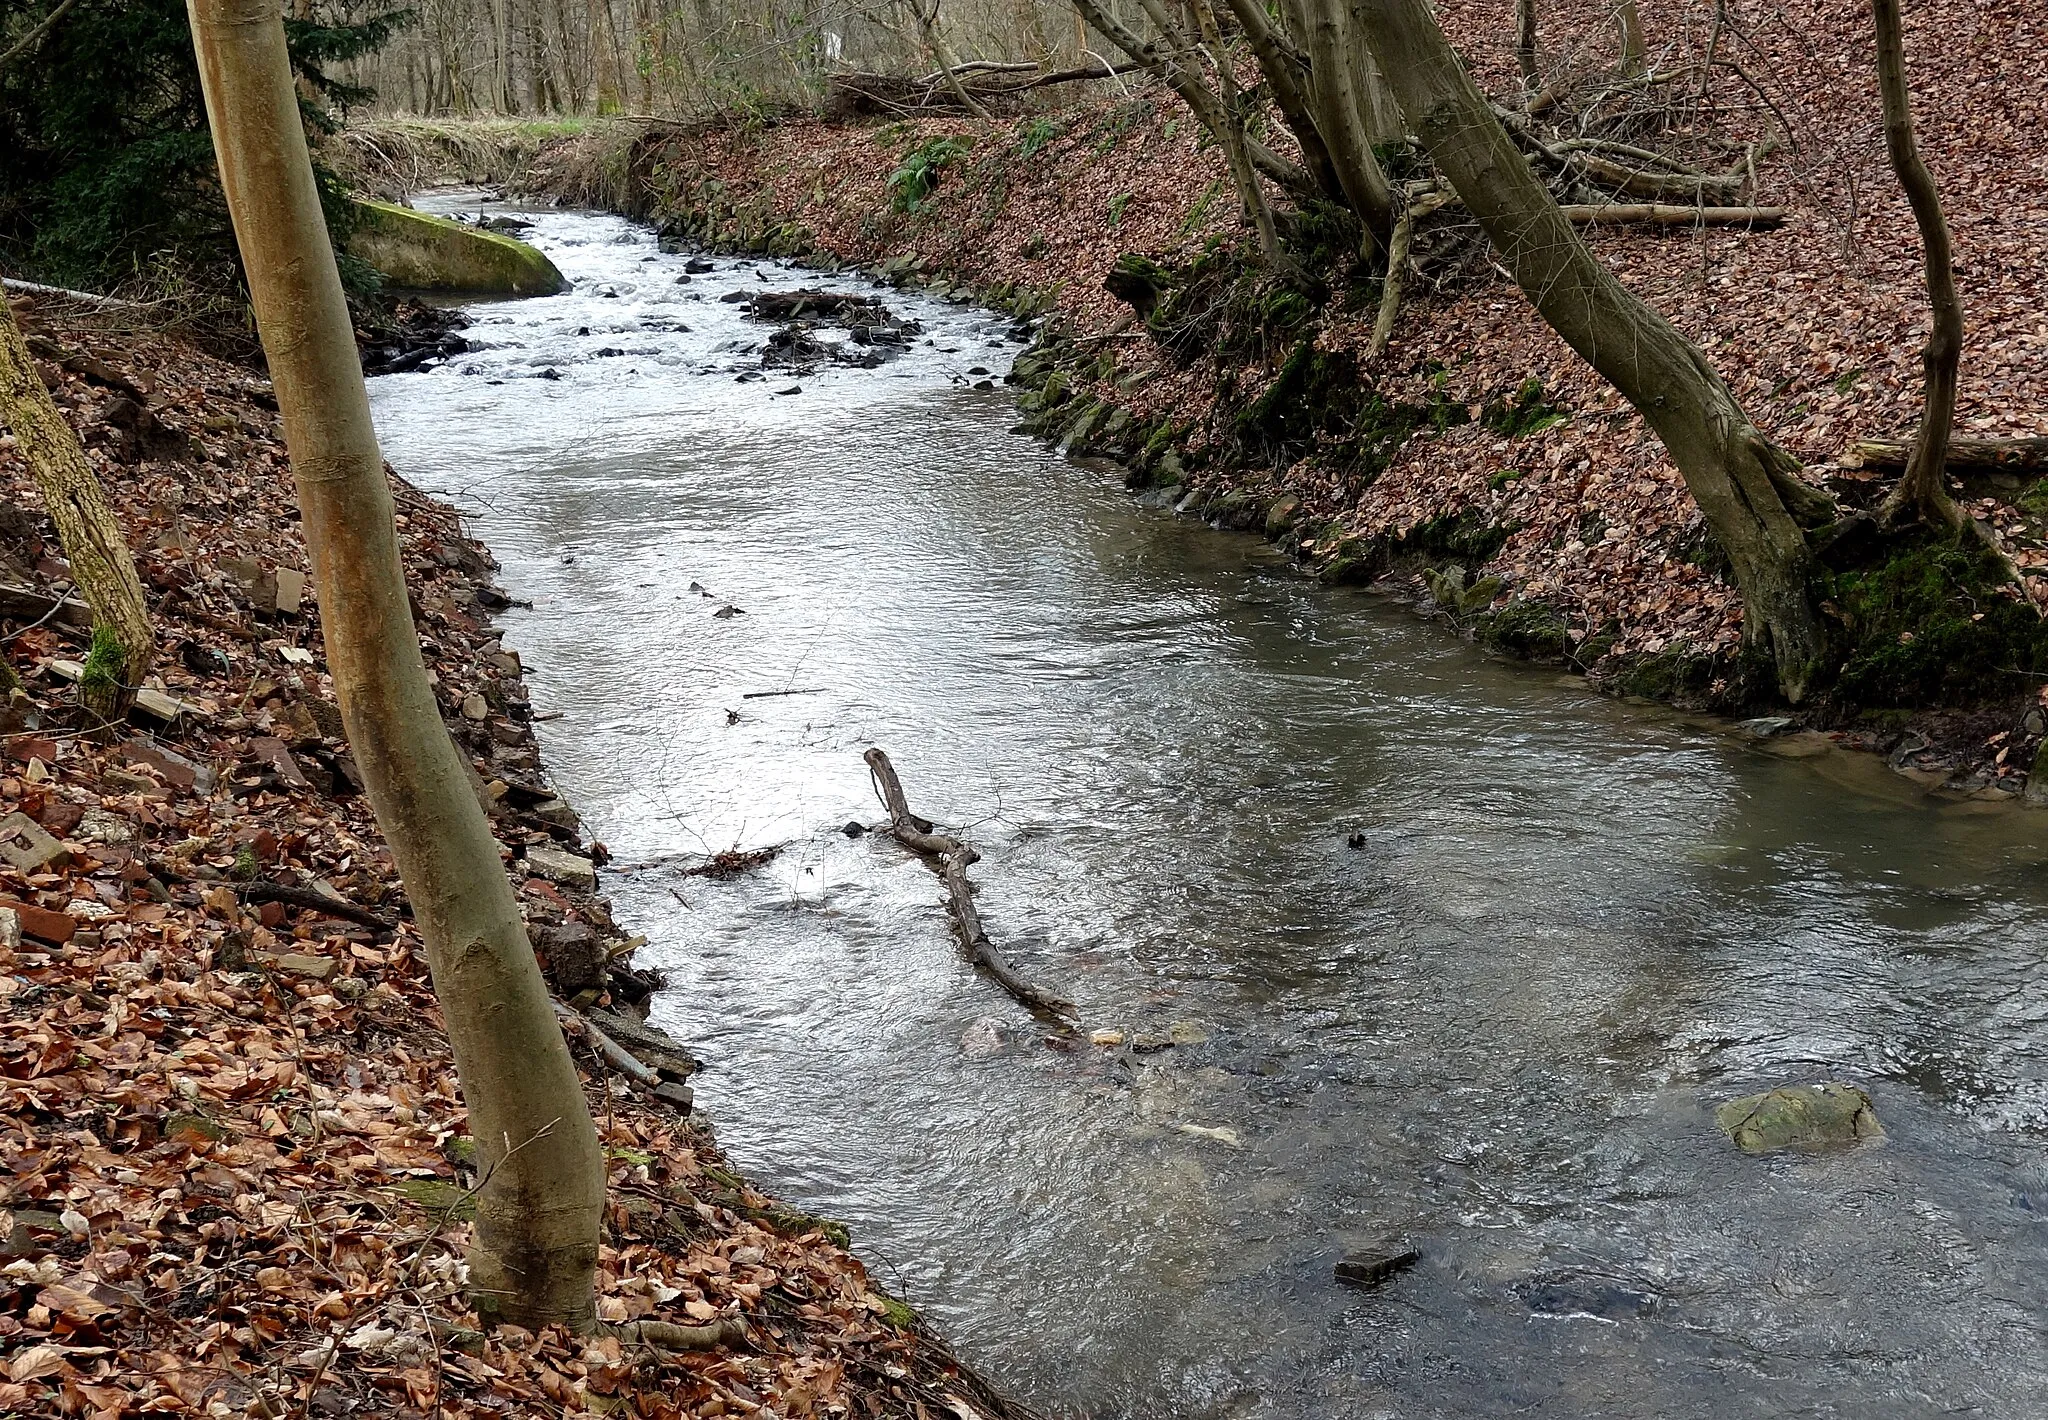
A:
[863,748,1077,1022]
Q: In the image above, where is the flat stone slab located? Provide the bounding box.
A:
[525,845,596,891]
[1716,1082,1884,1153]
[0,811,66,872]
[587,1006,697,1083]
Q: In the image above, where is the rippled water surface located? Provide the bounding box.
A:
[369,197,2048,1419]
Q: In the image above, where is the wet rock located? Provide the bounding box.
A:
[960,1017,1007,1057]
[1737,715,1798,738]
[1335,1239,1419,1289]
[1715,1081,1884,1153]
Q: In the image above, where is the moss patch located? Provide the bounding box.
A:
[346,199,567,295]
[1826,532,2048,707]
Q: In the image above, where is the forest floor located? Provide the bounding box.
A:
[508,0,2048,798]
[0,291,1030,1420]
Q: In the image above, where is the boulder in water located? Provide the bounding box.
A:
[1715,1081,1884,1153]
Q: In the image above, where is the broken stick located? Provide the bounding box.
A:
[863,747,1076,1021]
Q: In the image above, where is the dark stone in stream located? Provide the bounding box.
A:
[720,290,748,304]
[1335,1240,1419,1289]
[841,820,867,837]
[1346,832,1367,849]
[685,258,716,273]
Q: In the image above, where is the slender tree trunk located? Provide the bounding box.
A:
[0,303,154,720]
[913,0,993,121]
[1516,0,1539,91]
[1355,0,1834,702]
[1870,0,1963,533]
[1615,0,1645,70]
[184,0,605,1328]
[491,0,511,110]
[1221,0,1347,201]
[1186,0,1286,262]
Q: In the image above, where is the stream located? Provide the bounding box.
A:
[367,197,2048,1419]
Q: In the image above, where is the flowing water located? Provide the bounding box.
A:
[368,197,2048,1419]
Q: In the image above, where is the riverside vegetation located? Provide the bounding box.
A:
[0,0,2045,1414]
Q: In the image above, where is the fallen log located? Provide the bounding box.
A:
[823,62,1140,120]
[2,278,149,312]
[1558,203,1786,228]
[864,747,1076,1021]
[237,880,396,931]
[1844,436,2048,474]
[1570,152,1744,203]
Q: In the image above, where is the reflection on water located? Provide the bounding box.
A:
[370,197,2048,1419]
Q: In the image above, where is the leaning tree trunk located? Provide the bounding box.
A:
[0,301,153,720]
[1355,0,1834,703]
[1870,0,1964,533]
[185,0,606,1329]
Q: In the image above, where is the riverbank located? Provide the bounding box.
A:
[468,0,2048,798]
[0,292,1028,1418]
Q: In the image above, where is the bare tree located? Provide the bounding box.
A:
[1870,0,1962,533]
[1353,0,1835,703]
[184,0,607,1327]
[0,302,155,722]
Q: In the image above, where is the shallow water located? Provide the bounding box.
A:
[369,197,2048,1419]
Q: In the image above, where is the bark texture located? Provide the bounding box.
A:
[0,301,154,719]
[1870,0,1964,532]
[1299,0,1396,245]
[184,0,605,1328]
[1355,0,1833,702]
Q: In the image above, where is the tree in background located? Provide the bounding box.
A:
[0,299,155,722]
[184,0,607,1330]
[0,0,406,293]
[1869,0,1962,534]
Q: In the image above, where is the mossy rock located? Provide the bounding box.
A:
[388,1178,478,1219]
[1482,599,1573,661]
[1266,495,1302,539]
[1715,1082,1884,1153]
[347,199,568,296]
[1206,489,1262,530]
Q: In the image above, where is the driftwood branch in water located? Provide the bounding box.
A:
[864,747,1077,1021]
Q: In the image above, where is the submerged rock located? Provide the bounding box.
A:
[1715,1081,1884,1153]
[1335,1239,1419,1289]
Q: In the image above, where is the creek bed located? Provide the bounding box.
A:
[369,197,2048,1419]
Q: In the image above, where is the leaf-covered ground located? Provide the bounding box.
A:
[0,300,1027,1419]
